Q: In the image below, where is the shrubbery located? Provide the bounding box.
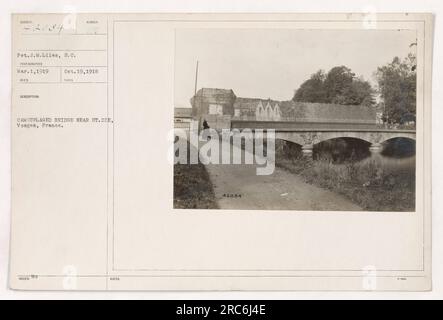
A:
[276,140,415,211]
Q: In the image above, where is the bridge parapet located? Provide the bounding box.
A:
[231,120,379,130]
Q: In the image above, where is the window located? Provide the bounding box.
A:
[209,104,223,115]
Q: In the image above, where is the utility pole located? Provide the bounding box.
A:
[194,60,200,132]
[194,60,199,96]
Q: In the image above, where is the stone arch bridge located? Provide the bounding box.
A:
[230,120,416,157]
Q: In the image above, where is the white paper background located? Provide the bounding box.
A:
[0,0,442,299]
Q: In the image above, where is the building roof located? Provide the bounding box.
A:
[195,88,236,98]
[280,101,376,123]
[174,107,192,118]
[234,97,280,110]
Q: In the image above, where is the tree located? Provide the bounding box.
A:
[343,77,376,107]
[293,66,374,107]
[324,66,355,103]
[293,70,327,103]
[375,54,416,124]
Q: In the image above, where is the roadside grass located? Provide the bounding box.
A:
[173,142,218,209]
[276,141,415,212]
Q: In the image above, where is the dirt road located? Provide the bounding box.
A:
[200,139,362,211]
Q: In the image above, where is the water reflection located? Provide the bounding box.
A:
[365,153,415,171]
[312,137,416,168]
[381,138,416,158]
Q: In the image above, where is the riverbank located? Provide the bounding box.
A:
[276,147,415,211]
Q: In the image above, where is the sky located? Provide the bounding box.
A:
[174,28,416,108]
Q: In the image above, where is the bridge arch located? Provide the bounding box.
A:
[314,132,374,145]
[274,130,416,157]
[275,131,416,146]
[378,133,416,144]
[313,137,371,162]
[381,136,416,158]
[274,132,305,146]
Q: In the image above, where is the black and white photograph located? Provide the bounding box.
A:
[174,28,417,212]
